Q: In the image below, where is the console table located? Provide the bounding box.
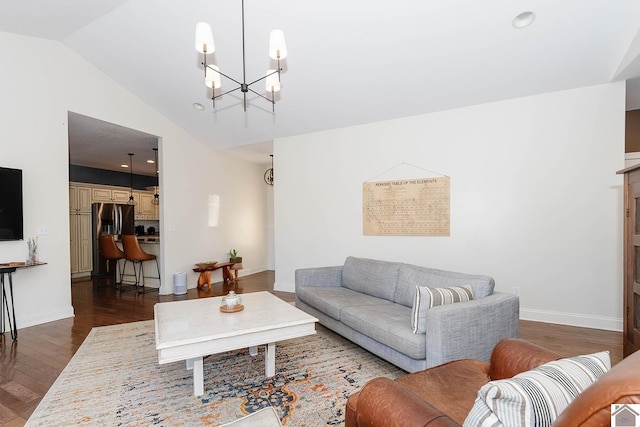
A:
[0,262,46,340]
[193,262,235,290]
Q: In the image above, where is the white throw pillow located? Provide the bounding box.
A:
[463,351,611,427]
[411,285,473,334]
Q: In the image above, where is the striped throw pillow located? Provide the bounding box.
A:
[411,285,474,334]
[463,351,611,427]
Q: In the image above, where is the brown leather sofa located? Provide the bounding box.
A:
[346,339,640,427]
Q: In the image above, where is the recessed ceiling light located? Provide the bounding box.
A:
[121,164,129,168]
[513,11,535,29]
[193,102,205,111]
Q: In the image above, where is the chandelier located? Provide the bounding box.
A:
[195,0,287,112]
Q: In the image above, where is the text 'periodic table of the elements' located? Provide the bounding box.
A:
[363,177,450,236]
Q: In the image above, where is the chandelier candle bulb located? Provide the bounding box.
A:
[205,65,222,89]
[269,29,287,59]
[265,70,281,92]
[195,22,214,54]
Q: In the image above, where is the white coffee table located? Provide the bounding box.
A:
[154,291,318,396]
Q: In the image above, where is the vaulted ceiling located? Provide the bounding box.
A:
[3,0,640,169]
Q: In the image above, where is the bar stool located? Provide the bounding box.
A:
[121,235,160,294]
[98,235,126,287]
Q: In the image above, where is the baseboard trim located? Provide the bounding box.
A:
[274,281,294,293]
[520,308,622,332]
[159,266,271,295]
[238,266,268,277]
[16,307,75,331]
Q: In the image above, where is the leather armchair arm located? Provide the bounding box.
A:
[488,338,561,380]
[352,377,460,427]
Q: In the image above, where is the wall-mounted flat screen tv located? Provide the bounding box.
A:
[0,167,23,241]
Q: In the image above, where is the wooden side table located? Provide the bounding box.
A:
[193,262,235,290]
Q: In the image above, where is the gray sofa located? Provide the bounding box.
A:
[295,256,520,373]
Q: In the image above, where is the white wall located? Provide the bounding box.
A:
[274,82,625,331]
[160,141,269,288]
[266,185,275,270]
[0,31,268,331]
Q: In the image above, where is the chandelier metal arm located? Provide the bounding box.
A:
[205,64,243,87]
[247,68,280,87]
[247,87,274,103]
[213,86,242,100]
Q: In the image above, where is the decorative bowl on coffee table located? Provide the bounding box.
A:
[220,291,244,312]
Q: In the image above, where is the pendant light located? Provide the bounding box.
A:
[127,153,136,206]
[264,154,274,185]
[151,148,160,205]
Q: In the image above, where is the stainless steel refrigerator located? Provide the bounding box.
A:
[91,203,135,276]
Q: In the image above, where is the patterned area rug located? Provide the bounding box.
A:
[26,320,404,426]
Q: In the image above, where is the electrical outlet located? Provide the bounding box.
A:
[513,287,520,296]
[37,225,50,235]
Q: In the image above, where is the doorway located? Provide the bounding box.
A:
[67,112,161,288]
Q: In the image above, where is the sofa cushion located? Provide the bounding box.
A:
[341,302,426,360]
[463,351,611,427]
[395,264,494,308]
[411,285,474,334]
[342,257,401,301]
[296,286,390,321]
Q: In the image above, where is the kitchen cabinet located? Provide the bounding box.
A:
[91,187,112,202]
[74,183,158,217]
[69,184,93,277]
[69,213,92,276]
[136,192,158,220]
[112,189,131,203]
[69,184,92,213]
[92,186,133,203]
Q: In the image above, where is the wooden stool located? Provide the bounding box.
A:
[193,262,235,290]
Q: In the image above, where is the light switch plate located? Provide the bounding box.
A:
[37,225,50,235]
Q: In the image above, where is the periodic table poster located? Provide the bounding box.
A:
[363,177,450,236]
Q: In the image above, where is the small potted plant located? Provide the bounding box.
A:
[229,249,242,264]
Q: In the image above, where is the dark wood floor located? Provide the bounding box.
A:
[0,270,623,426]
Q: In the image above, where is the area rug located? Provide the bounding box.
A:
[26,320,404,426]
